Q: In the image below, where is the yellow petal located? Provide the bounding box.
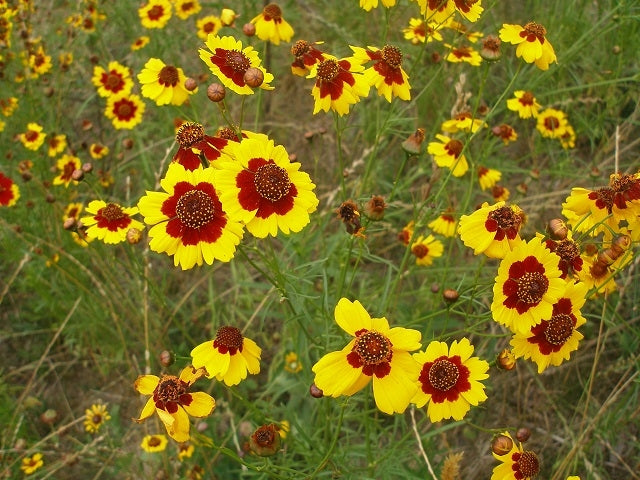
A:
[334,298,372,335]
[134,375,159,395]
[182,391,216,418]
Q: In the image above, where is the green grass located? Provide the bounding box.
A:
[1,0,640,478]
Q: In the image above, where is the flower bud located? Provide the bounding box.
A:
[249,424,281,457]
[82,162,93,173]
[547,218,568,240]
[491,434,514,456]
[365,195,386,221]
[63,217,77,230]
[184,77,198,91]
[126,228,142,245]
[480,35,502,61]
[243,23,256,37]
[516,427,531,443]
[71,169,85,181]
[401,128,425,155]
[443,288,459,302]
[40,408,59,425]
[244,67,264,88]
[207,83,226,102]
[159,350,175,367]
[497,348,516,370]
[122,138,134,150]
[309,383,323,398]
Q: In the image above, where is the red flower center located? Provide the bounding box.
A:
[263,3,282,20]
[102,203,125,222]
[254,163,291,202]
[176,122,205,148]
[445,139,464,158]
[516,271,549,304]
[148,5,164,21]
[485,206,523,240]
[381,45,402,68]
[291,39,310,57]
[176,190,215,229]
[25,130,38,141]
[316,59,339,82]
[514,450,540,477]
[105,72,124,90]
[148,436,162,447]
[226,50,250,73]
[521,22,546,43]
[353,331,392,365]
[114,99,135,120]
[503,256,550,313]
[155,375,187,404]
[428,359,459,391]
[519,91,534,106]
[544,313,573,345]
[412,244,429,259]
[454,0,479,13]
[159,65,179,86]
[214,326,243,354]
[543,115,561,131]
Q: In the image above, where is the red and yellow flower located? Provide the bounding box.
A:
[414,0,484,23]
[172,122,232,171]
[196,15,222,41]
[216,136,319,238]
[290,40,325,76]
[441,111,486,134]
[81,200,144,244]
[0,172,20,207]
[312,298,422,415]
[350,45,411,102]
[250,3,294,45]
[359,0,396,11]
[174,0,200,20]
[19,122,46,151]
[445,44,482,66]
[191,326,261,386]
[427,134,469,177]
[134,366,215,442]
[412,338,489,422]
[104,94,145,130]
[20,453,44,475]
[52,154,81,188]
[428,211,457,238]
[536,108,569,139]
[46,133,67,157]
[138,58,193,106]
[499,22,557,70]
[92,61,133,98]
[141,434,168,453]
[137,163,244,269]
[491,432,540,480]
[506,90,541,118]
[139,0,172,29]
[89,143,109,160]
[411,234,444,266]
[403,18,443,45]
[478,166,502,191]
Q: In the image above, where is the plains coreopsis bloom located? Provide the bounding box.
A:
[411,234,444,266]
[412,338,489,422]
[506,90,540,119]
[20,453,44,475]
[427,135,469,177]
[403,18,443,45]
[92,61,133,98]
[543,234,584,280]
[191,326,262,386]
[19,122,46,151]
[89,143,109,159]
[312,298,422,415]
[196,15,222,40]
[0,172,20,207]
[360,0,396,11]
[135,366,215,442]
[199,35,274,95]
[428,212,457,237]
[81,200,144,244]
[137,163,243,269]
[441,111,485,134]
[131,36,150,51]
[105,94,145,130]
[172,122,231,170]
[47,133,67,157]
[52,154,81,188]
[141,434,168,452]
[510,281,587,373]
[28,45,52,78]
[492,124,518,145]
[138,58,193,106]
[307,55,370,115]
[350,45,411,102]
[251,4,294,45]
[491,432,540,480]
[499,22,557,70]
[445,44,483,66]
[84,403,111,433]
[139,0,172,29]
[414,0,483,23]
[478,166,502,191]
[492,236,567,335]
[216,136,319,238]
[536,108,569,139]
[284,352,302,373]
[174,0,200,20]
[290,40,325,77]
[458,202,525,258]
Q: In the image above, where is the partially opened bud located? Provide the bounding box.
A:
[491,434,514,456]
[249,424,281,457]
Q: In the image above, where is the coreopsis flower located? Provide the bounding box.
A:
[84,403,111,433]
[411,338,489,422]
[445,44,483,66]
[200,35,274,95]
[359,0,396,11]
[290,40,325,76]
[398,220,415,245]
[492,124,518,145]
[92,61,133,98]
[427,134,469,177]
[141,434,168,452]
[402,128,426,155]
[178,443,195,460]
[139,0,172,29]
[492,185,510,202]
[441,111,486,134]
[428,212,457,237]
[20,453,44,475]
[510,281,587,373]
[543,234,584,280]
[499,21,556,70]
[251,4,294,45]
[249,424,281,457]
[0,97,19,117]
[350,44,411,102]
[411,234,444,266]
[28,45,52,77]
[336,200,364,237]
[220,8,237,26]
[131,36,150,51]
[89,143,109,159]
[52,154,81,187]
[478,166,502,190]
[104,94,145,130]
[403,18,443,45]
[507,90,541,119]
[135,366,215,442]
[536,108,569,139]
[45,133,66,157]
[458,202,525,258]
[137,163,243,269]
[415,0,483,23]
[174,0,200,20]
[81,200,144,244]
[216,136,319,238]
[307,55,370,115]
[284,352,302,373]
[138,58,193,106]
[172,122,231,170]
[559,125,576,149]
[312,298,422,415]
[491,432,540,480]
[191,326,262,386]
[19,122,46,151]
[492,236,567,335]
[0,172,20,207]
[196,15,222,41]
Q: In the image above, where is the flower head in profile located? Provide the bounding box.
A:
[506,90,541,119]
[137,163,243,269]
[398,220,415,245]
[403,18,443,45]
[290,40,325,77]
[428,211,457,238]
[199,35,274,95]
[359,0,396,11]
[138,58,193,106]
[445,44,482,66]
[0,172,20,207]
[19,122,46,151]
[84,403,111,433]
[52,154,81,188]
[172,122,231,171]
[499,21,557,70]
[196,15,222,40]
[131,36,150,51]
[478,166,502,191]
[92,61,133,98]
[89,143,109,160]
[307,55,370,115]
[441,111,486,134]
[491,432,540,480]
[492,236,567,335]
[412,338,489,422]
[415,0,483,23]
[28,45,52,78]
[457,202,525,258]
[427,134,469,177]
[191,326,262,386]
[81,200,144,244]
[141,434,168,452]
[312,298,422,415]
[251,4,294,45]
[104,94,145,130]
[139,0,172,29]
[411,234,444,266]
[511,281,587,373]
[20,453,44,475]
[350,44,411,102]
[134,366,215,442]
[492,124,518,145]
[216,136,319,238]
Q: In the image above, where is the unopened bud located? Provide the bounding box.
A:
[309,383,323,398]
[207,83,226,102]
[63,217,77,230]
[547,218,568,240]
[401,128,425,155]
[159,350,175,367]
[71,169,85,181]
[40,409,58,425]
[243,67,264,88]
[46,193,55,203]
[184,77,198,91]
[122,138,134,150]
[243,23,256,37]
[516,427,531,443]
[365,195,386,221]
[82,162,93,173]
[443,288,459,302]
[497,348,516,370]
[491,434,514,456]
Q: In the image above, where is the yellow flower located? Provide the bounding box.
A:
[506,90,541,119]
[284,352,302,373]
[139,0,172,29]
[104,94,145,130]
[84,403,111,433]
[19,122,46,151]
[131,36,150,51]
[411,234,444,266]
[250,3,294,45]
[138,58,193,106]
[350,45,411,102]
[135,366,215,442]
[92,61,133,98]
[441,111,486,134]
[196,15,222,41]
[478,166,502,191]
[46,133,67,157]
[81,200,144,244]
[415,0,484,24]
[536,108,569,139]
[492,124,518,145]
[427,134,469,177]
[445,44,483,66]
[491,432,540,479]
[403,18,443,45]
[52,154,81,188]
[359,0,396,11]
[0,172,20,207]
[290,40,326,77]
[499,22,557,70]
[178,443,194,460]
[428,212,457,238]
[398,220,415,245]
[141,434,168,452]
[89,143,109,159]
[28,45,52,77]
[174,0,200,20]
[191,326,262,386]
[312,298,422,415]
[412,338,489,422]
[20,453,44,475]
[0,96,19,116]
[220,8,237,26]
